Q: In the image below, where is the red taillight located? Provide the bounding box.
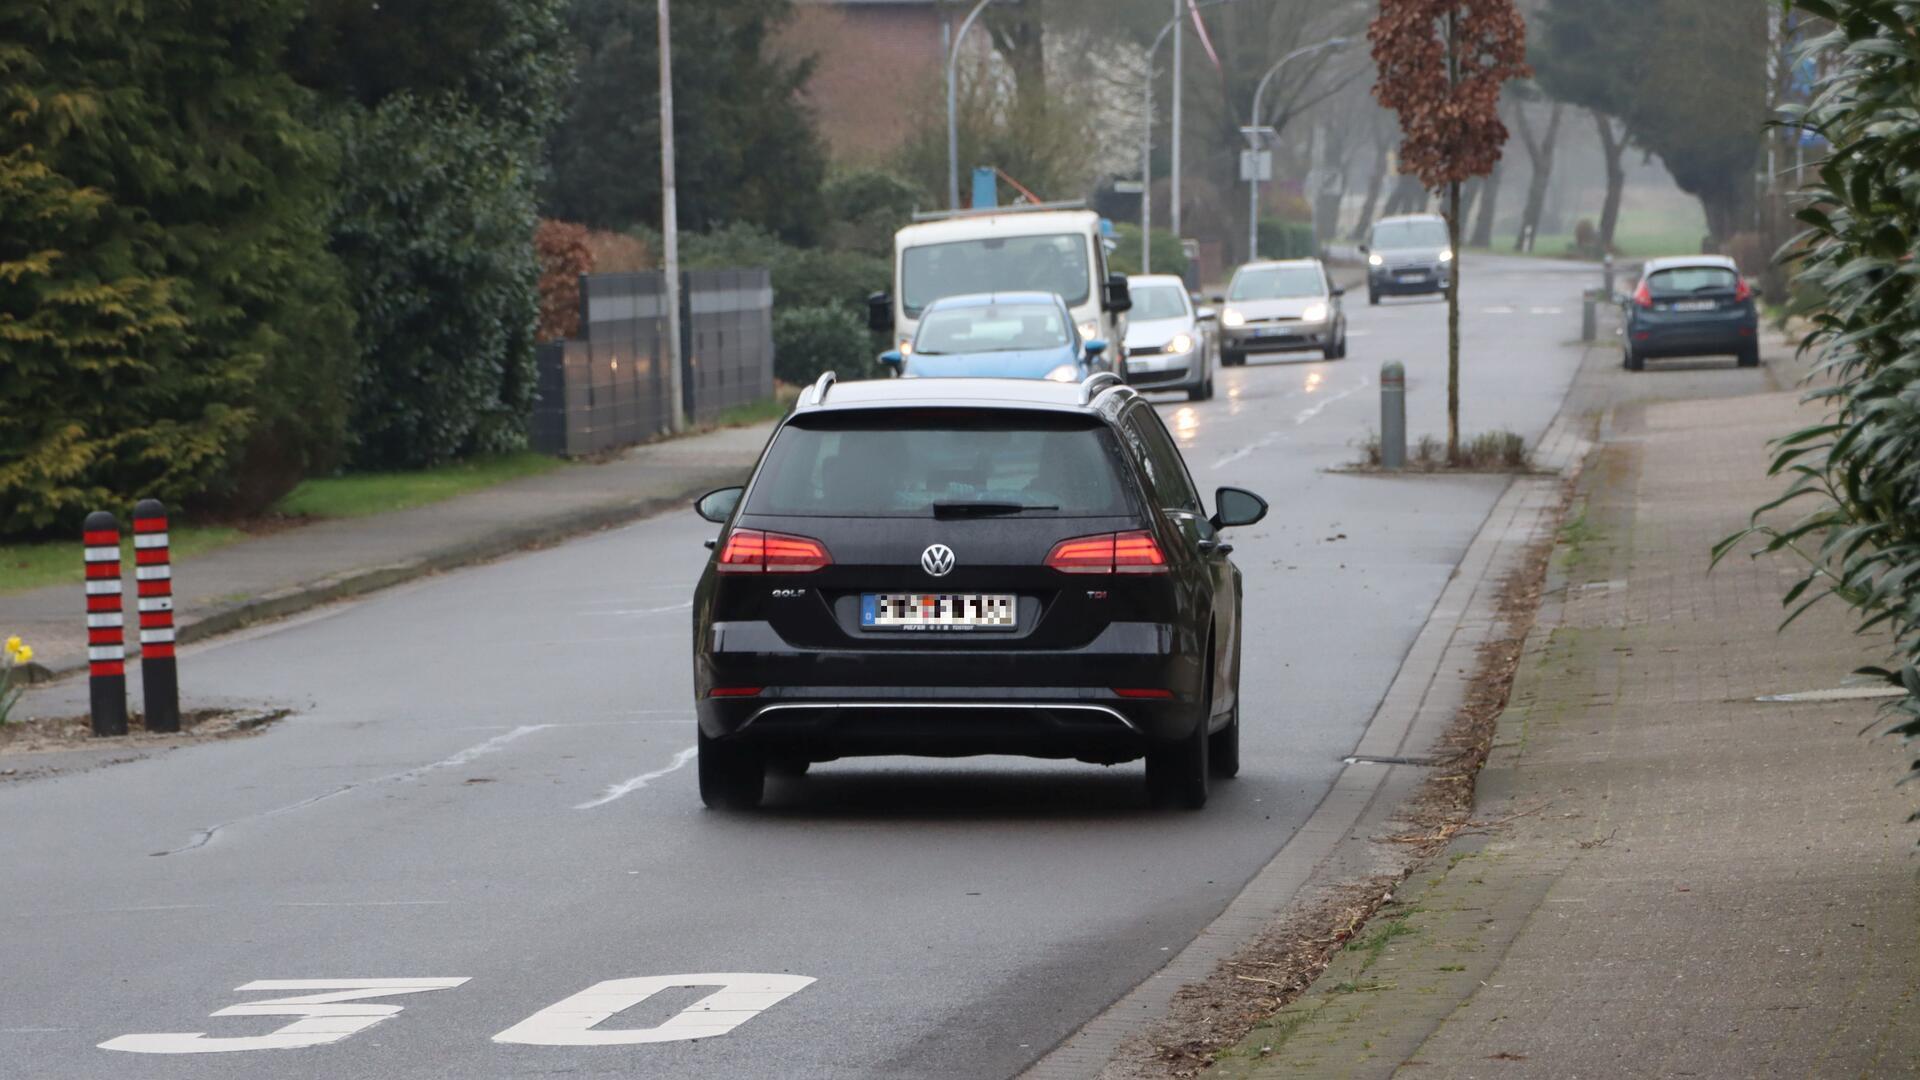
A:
[708,686,763,698]
[1112,530,1168,572]
[716,528,831,573]
[1734,278,1752,303]
[1113,688,1173,699]
[1045,530,1168,574]
[1632,281,1653,308]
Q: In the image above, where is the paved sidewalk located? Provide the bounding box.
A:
[0,422,771,681]
[1211,387,1920,1077]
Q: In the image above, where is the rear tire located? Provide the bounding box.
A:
[1222,348,1243,368]
[1188,367,1214,401]
[766,756,811,778]
[1623,343,1645,372]
[698,729,765,809]
[1736,343,1760,368]
[1146,706,1211,810]
[1208,708,1240,779]
[1368,290,1380,306]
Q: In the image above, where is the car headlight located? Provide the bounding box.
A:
[1167,333,1194,355]
[1078,320,1100,342]
[1044,364,1080,382]
[1437,249,1454,263]
[1368,253,1384,267]
[1300,302,1329,323]
[1221,309,1246,328]
[898,338,913,356]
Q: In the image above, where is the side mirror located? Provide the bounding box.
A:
[1331,287,1347,298]
[1210,486,1268,530]
[879,350,905,370]
[1357,244,1370,255]
[867,291,895,333]
[1104,272,1133,313]
[1084,339,1107,357]
[695,486,744,524]
[1210,293,1226,305]
[1195,307,1218,322]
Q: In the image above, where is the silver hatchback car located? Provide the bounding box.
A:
[1122,274,1216,400]
[1217,259,1348,366]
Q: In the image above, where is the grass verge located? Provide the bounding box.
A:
[275,450,563,519]
[2,526,242,595]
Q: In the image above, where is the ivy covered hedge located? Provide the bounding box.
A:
[1717,0,1920,810]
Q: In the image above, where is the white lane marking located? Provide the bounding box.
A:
[576,746,699,810]
[279,900,450,908]
[100,978,469,1054]
[1483,305,1515,314]
[1211,377,1371,470]
[1345,329,1372,338]
[1292,378,1371,425]
[1529,306,1563,315]
[158,726,552,855]
[592,601,693,618]
[493,974,815,1046]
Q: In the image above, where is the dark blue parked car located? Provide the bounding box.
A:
[881,292,1111,382]
[1623,256,1760,370]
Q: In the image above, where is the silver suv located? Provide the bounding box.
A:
[1362,213,1452,304]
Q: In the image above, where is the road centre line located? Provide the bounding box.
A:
[155,725,552,855]
[576,746,699,810]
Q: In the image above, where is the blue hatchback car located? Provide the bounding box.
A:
[881,292,1111,382]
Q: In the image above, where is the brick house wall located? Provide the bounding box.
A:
[784,0,949,162]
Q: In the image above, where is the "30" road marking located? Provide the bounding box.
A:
[99,973,814,1054]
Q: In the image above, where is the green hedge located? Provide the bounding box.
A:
[773,306,877,386]
[1108,224,1190,278]
[331,95,542,469]
[1258,218,1317,260]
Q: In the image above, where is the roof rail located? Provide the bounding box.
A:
[909,199,1089,223]
[1079,371,1125,404]
[808,370,837,406]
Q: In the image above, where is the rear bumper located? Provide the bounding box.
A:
[1627,315,1757,358]
[695,618,1198,757]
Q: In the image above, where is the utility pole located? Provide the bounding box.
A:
[1170,0,1183,240]
[659,0,686,433]
[947,0,997,210]
[1140,0,1247,274]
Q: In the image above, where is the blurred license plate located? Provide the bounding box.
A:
[1396,272,1426,282]
[862,593,1016,631]
[1672,300,1717,312]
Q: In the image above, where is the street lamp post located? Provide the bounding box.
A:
[659,0,685,433]
[1245,37,1348,262]
[947,0,999,210]
[1140,0,1245,273]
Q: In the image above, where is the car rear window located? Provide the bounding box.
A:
[746,410,1134,518]
[1648,266,1739,294]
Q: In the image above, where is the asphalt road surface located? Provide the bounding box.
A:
[0,255,1771,1078]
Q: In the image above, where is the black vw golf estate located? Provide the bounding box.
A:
[690,372,1267,811]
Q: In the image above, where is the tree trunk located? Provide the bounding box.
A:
[1349,135,1390,240]
[1447,178,1461,464]
[1512,100,1563,252]
[1470,158,1501,248]
[1592,110,1627,255]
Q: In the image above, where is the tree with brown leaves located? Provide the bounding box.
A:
[1370,0,1529,463]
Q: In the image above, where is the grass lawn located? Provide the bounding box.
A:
[275,450,562,519]
[0,394,800,597]
[2,525,241,595]
[1,451,565,595]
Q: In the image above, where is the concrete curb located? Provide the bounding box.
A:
[1020,399,1589,1079]
[21,470,744,686]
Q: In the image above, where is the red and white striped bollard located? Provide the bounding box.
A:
[83,510,129,736]
[133,498,179,733]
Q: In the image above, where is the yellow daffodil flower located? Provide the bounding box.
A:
[4,636,19,656]
[13,645,30,664]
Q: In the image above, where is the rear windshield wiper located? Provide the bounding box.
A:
[931,501,1059,516]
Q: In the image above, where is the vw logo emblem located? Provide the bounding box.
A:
[920,544,956,577]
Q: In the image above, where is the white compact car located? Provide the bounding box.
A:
[1123,274,1215,401]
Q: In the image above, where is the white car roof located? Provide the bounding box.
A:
[1643,254,1740,274]
[1126,273,1188,287]
[896,209,1101,246]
